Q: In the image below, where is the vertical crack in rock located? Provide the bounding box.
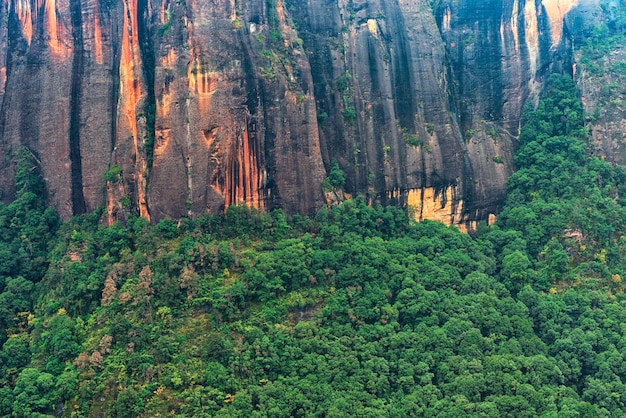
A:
[118,0,150,220]
[387,3,411,187]
[137,0,155,169]
[110,10,120,156]
[69,0,86,215]
[524,0,540,91]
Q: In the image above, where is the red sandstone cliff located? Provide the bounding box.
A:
[0,0,613,228]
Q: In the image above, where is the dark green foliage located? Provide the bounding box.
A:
[11,368,58,417]
[4,184,622,416]
[497,74,626,287]
[37,313,80,365]
[322,161,346,191]
[110,387,146,417]
[0,149,60,284]
[5,73,626,416]
[157,11,173,38]
[0,148,59,349]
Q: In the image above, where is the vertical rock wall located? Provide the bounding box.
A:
[0,0,603,227]
[571,0,626,166]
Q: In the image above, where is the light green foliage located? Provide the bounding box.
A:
[426,123,435,135]
[12,368,57,417]
[103,164,122,183]
[259,66,276,79]
[337,72,356,124]
[402,128,421,146]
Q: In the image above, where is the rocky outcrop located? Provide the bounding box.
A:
[0,0,613,227]
[582,46,626,165]
[571,0,626,166]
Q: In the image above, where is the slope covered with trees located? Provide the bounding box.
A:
[2,75,626,417]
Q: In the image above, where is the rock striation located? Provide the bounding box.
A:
[0,0,612,228]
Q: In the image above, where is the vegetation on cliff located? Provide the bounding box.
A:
[2,74,626,416]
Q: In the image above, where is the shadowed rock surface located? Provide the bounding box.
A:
[0,0,617,228]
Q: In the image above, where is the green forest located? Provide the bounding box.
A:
[3,73,626,416]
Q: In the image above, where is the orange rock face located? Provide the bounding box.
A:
[542,0,579,46]
[116,0,150,220]
[0,0,600,227]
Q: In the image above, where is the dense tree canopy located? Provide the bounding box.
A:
[2,73,626,416]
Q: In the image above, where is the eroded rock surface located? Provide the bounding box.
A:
[0,0,612,228]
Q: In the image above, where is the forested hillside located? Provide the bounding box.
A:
[2,74,626,416]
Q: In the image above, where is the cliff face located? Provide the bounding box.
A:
[571,0,626,166]
[0,0,609,227]
[583,43,626,165]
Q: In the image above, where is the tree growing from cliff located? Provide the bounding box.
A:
[322,161,346,191]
